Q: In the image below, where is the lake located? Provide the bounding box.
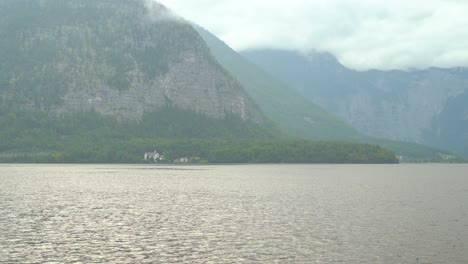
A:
[0,164,467,263]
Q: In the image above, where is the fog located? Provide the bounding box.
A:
[157,0,468,70]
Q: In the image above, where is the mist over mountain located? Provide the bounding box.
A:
[0,0,455,162]
[158,0,468,71]
[197,27,464,162]
[242,49,468,157]
[0,0,280,162]
[195,26,362,141]
[0,0,403,163]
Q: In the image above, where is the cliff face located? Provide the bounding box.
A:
[332,68,468,143]
[0,0,263,122]
[242,50,468,156]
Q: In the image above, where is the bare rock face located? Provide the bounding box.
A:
[242,50,468,155]
[0,0,264,123]
[332,68,468,143]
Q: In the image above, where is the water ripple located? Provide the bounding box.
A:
[0,164,467,263]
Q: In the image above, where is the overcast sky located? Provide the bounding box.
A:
[157,0,468,71]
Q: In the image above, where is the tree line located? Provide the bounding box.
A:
[0,109,398,164]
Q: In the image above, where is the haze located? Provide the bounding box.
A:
[158,0,468,71]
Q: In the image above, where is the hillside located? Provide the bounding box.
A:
[195,27,361,141]
[0,0,401,164]
[242,49,468,157]
[0,0,263,122]
[196,27,463,162]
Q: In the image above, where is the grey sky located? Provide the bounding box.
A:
[157,0,468,70]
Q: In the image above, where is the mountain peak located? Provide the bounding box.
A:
[305,51,344,69]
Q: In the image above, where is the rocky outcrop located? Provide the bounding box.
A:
[0,0,264,123]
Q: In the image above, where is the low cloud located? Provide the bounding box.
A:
[157,0,468,70]
[144,0,185,24]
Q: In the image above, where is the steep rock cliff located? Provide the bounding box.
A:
[0,0,263,122]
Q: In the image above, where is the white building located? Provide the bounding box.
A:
[144,150,165,162]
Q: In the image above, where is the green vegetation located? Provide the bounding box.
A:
[362,138,466,163]
[0,0,438,164]
[241,49,468,160]
[196,26,361,141]
[0,0,207,109]
[0,109,398,164]
[197,27,466,162]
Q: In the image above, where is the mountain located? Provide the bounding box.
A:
[0,0,263,123]
[0,0,280,161]
[242,49,468,157]
[196,27,465,162]
[195,27,361,141]
[0,0,401,164]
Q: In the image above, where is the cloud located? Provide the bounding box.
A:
[157,0,468,70]
[144,0,185,23]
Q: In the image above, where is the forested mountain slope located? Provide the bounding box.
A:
[196,27,361,141]
[197,27,463,161]
[0,0,263,122]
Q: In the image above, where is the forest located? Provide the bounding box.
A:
[0,108,398,164]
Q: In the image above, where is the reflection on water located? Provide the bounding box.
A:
[0,164,467,263]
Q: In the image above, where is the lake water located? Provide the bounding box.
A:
[0,164,467,263]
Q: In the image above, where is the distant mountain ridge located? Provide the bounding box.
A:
[196,27,466,161]
[0,0,457,162]
[195,27,362,141]
[242,49,468,157]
